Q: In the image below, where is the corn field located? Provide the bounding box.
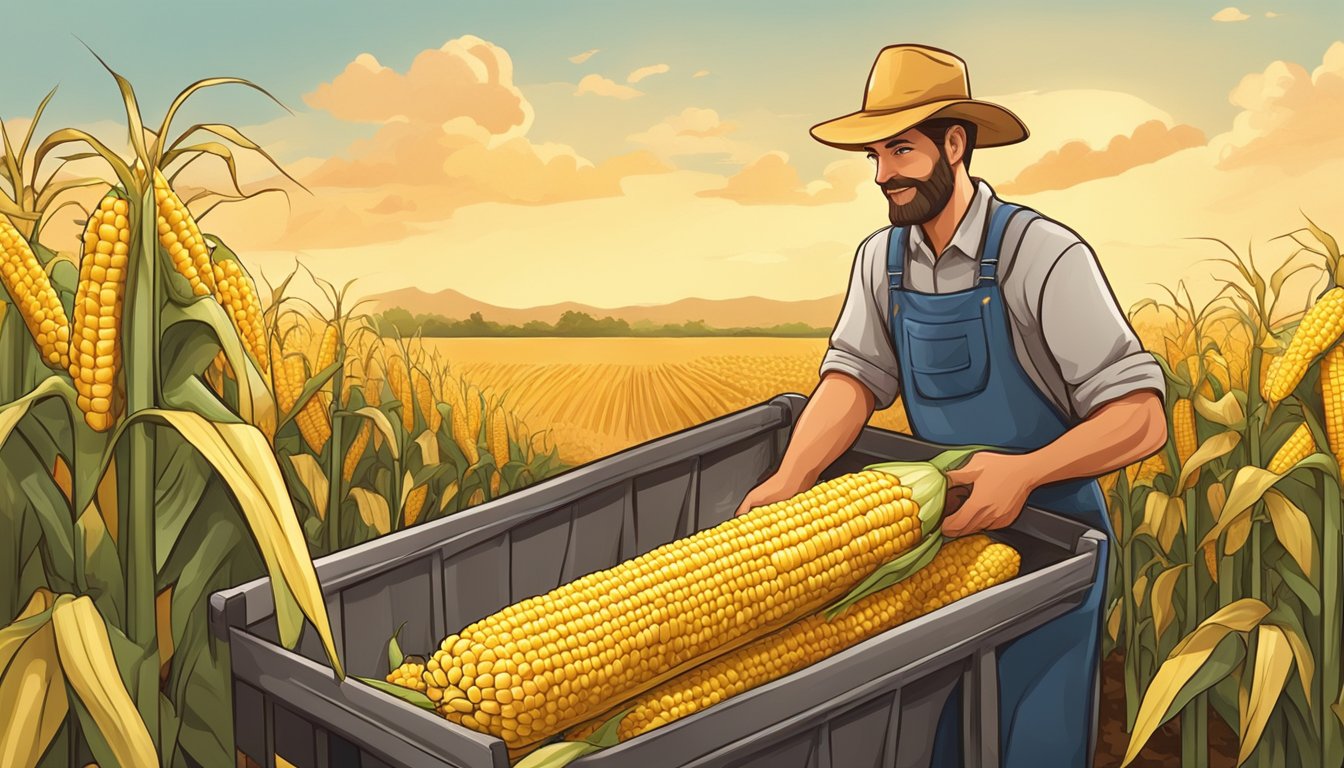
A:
[1101,222,1344,767]
[0,56,562,767]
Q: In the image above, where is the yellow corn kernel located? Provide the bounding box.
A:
[489,407,509,495]
[1172,398,1197,465]
[211,257,268,373]
[1321,345,1343,470]
[0,215,71,370]
[1267,423,1315,474]
[403,484,428,527]
[153,170,215,297]
[343,420,372,484]
[566,535,1020,742]
[390,471,926,752]
[69,194,130,432]
[1264,287,1344,403]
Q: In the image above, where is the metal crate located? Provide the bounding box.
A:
[211,394,1103,768]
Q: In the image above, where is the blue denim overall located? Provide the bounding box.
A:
[885,202,1113,767]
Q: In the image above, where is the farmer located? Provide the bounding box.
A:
[734,44,1168,767]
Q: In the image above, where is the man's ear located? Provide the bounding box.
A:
[944,124,968,166]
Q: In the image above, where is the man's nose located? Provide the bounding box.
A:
[874,158,900,185]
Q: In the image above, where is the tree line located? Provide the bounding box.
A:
[373,309,832,338]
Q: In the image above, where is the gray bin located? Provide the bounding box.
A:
[210,394,1103,768]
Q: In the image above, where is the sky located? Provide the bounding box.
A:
[2,1,1343,311]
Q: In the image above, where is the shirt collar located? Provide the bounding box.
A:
[907,179,994,264]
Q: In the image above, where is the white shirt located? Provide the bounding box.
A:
[820,179,1165,420]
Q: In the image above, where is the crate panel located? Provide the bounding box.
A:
[510,507,573,600]
[698,435,773,529]
[234,680,267,762]
[633,460,696,555]
[827,697,891,768]
[561,485,628,582]
[728,732,816,768]
[274,703,317,768]
[342,557,436,674]
[443,535,511,633]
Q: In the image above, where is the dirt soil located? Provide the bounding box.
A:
[1094,651,1240,767]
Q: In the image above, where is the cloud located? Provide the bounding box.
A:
[693,70,711,78]
[569,49,599,64]
[303,37,532,138]
[627,64,670,83]
[999,120,1207,194]
[627,107,757,161]
[697,152,869,205]
[1211,41,1344,171]
[1266,11,1280,18]
[1213,7,1250,21]
[574,74,644,100]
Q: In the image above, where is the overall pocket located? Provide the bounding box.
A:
[903,316,990,400]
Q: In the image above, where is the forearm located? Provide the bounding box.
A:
[776,373,875,484]
[1024,390,1167,486]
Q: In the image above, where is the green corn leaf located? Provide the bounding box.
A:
[387,622,407,673]
[824,533,944,620]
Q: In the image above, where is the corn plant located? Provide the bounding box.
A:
[1119,220,1344,767]
[0,54,341,767]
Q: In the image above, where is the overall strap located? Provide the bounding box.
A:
[978,202,1028,284]
[886,226,907,290]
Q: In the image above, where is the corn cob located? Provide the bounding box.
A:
[564,535,1020,743]
[1322,345,1343,468]
[69,194,131,432]
[389,660,427,693]
[343,420,372,483]
[1172,398,1197,465]
[0,214,71,369]
[1260,354,1281,403]
[1264,287,1344,403]
[294,324,337,452]
[403,484,428,527]
[270,337,300,413]
[489,406,509,495]
[1203,541,1218,584]
[1268,423,1315,474]
[153,169,215,297]
[1125,453,1168,487]
[404,470,924,751]
[211,256,268,373]
[414,368,440,433]
[387,353,415,433]
[448,381,479,465]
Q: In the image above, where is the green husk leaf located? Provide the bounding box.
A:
[513,741,602,768]
[824,533,944,620]
[355,677,436,711]
[387,621,407,673]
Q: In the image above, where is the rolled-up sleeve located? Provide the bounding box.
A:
[1038,242,1167,418]
[819,234,901,409]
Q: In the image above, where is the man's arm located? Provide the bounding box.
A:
[941,238,1169,536]
[734,373,874,516]
[940,390,1165,536]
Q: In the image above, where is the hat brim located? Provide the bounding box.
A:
[809,99,1029,151]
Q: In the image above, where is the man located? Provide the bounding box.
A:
[734,45,1167,767]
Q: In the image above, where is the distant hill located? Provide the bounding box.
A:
[365,287,847,330]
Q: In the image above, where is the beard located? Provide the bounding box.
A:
[882,149,956,226]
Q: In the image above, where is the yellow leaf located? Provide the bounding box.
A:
[0,608,67,768]
[351,488,390,535]
[1178,431,1240,492]
[1133,573,1150,607]
[1195,391,1244,428]
[287,454,329,521]
[357,406,400,461]
[1225,513,1252,556]
[1271,619,1315,709]
[1108,600,1122,643]
[1151,564,1190,640]
[52,456,72,504]
[1222,465,1282,529]
[1237,625,1295,765]
[1264,490,1315,579]
[141,410,343,677]
[415,430,439,467]
[1208,482,1228,522]
[50,595,156,768]
[1122,599,1270,766]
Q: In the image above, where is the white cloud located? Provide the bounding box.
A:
[574,74,643,100]
[1265,11,1280,18]
[627,107,757,161]
[1213,7,1250,22]
[627,64,671,84]
[693,70,711,78]
[569,49,599,64]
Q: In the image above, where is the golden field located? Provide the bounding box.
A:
[424,337,912,464]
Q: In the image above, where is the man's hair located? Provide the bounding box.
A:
[914,118,977,170]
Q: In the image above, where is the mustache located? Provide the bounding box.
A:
[880,179,921,192]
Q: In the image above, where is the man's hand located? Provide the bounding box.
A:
[940,451,1038,537]
[734,472,812,517]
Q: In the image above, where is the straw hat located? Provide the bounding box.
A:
[810,44,1029,151]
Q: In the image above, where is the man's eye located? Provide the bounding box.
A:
[895,147,912,155]
[865,154,877,163]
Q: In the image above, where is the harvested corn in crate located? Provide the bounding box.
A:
[562,534,1019,744]
[387,468,938,754]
